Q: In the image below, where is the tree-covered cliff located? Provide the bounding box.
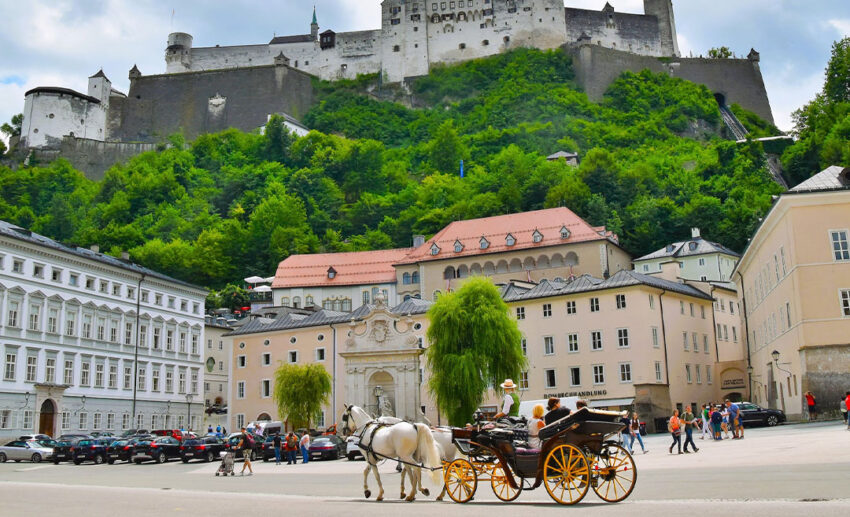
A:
[0,48,786,294]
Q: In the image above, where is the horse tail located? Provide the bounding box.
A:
[415,423,443,485]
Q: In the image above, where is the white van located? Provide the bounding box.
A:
[517,397,579,420]
[248,421,282,437]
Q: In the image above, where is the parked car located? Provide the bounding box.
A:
[308,436,345,461]
[345,436,364,461]
[52,436,92,464]
[739,402,786,427]
[106,439,135,464]
[132,436,182,464]
[224,433,263,461]
[90,432,116,439]
[0,439,53,463]
[19,434,52,442]
[72,438,111,465]
[120,429,150,438]
[152,429,186,442]
[180,436,226,463]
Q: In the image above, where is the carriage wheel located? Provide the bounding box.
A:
[490,464,522,502]
[444,458,477,504]
[543,444,590,505]
[590,443,637,503]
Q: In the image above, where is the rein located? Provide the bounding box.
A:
[344,408,442,472]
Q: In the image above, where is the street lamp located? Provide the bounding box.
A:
[771,350,780,363]
[185,394,193,431]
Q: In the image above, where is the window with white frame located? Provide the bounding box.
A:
[316,348,326,361]
[700,306,706,319]
[519,371,528,390]
[45,357,55,383]
[179,332,186,353]
[64,360,73,385]
[236,414,245,429]
[703,335,709,353]
[166,330,174,351]
[165,370,173,392]
[619,363,632,383]
[841,289,850,317]
[831,230,849,261]
[95,363,104,387]
[706,366,713,384]
[542,304,552,318]
[61,412,70,430]
[22,410,33,429]
[617,328,629,348]
[590,298,599,312]
[649,294,655,309]
[516,307,525,320]
[680,301,685,314]
[0,409,11,429]
[695,365,702,384]
[178,371,186,393]
[7,301,19,327]
[48,309,58,333]
[289,351,298,363]
[685,364,692,383]
[137,366,146,391]
[80,361,91,386]
[592,365,605,385]
[124,323,133,345]
[93,412,102,430]
[261,379,271,398]
[544,369,556,389]
[591,331,602,351]
[566,301,576,315]
[79,411,88,430]
[520,338,527,355]
[616,294,626,309]
[28,304,40,331]
[683,331,689,351]
[237,355,246,368]
[191,334,198,355]
[26,355,37,382]
[124,366,132,390]
[122,413,130,430]
[569,367,580,386]
[109,364,117,388]
[237,382,245,399]
[567,333,578,353]
[3,352,17,381]
[152,368,160,391]
[655,361,662,382]
[651,327,659,348]
[262,353,271,366]
[191,370,198,394]
[543,336,554,355]
[692,332,698,351]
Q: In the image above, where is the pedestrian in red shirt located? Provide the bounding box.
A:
[805,391,817,421]
[844,392,850,430]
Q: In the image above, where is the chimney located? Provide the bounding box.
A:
[121,251,131,261]
[413,235,425,248]
[691,228,701,239]
[90,245,100,253]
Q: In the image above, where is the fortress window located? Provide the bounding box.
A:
[305,61,309,65]
[393,45,401,52]
[459,0,464,7]
[504,36,510,44]
[391,6,401,14]
[459,43,466,50]
[508,7,516,13]
[432,3,437,11]
[441,2,446,9]
[391,18,400,25]
[482,39,489,46]
[450,1,455,8]
[411,14,421,22]
[48,113,54,119]
[431,14,440,22]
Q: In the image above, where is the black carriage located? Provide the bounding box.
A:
[443,408,637,505]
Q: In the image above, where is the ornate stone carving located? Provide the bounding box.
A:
[370,320,389,343]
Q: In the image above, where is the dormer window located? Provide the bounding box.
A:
[480,237,490,250]
[560,226,571,240]
[666,244,675,253]
[532,230,543,243]
[688,242,698,251]
[327,267,337,279]
[430,243,440,256]
[505,234,516,247]
[454,240,464,253]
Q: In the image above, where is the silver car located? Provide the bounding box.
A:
[345,436,364,461]
[0,439,54,463]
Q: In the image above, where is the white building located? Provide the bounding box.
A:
[202,316,232,431]
[633,228,740,282]
[0,221,207,439]
[271,248,413,309]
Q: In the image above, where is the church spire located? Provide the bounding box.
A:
[312,6,317,26]
[311,5,318,39]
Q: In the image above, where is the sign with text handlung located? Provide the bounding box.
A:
[721,378,746,390]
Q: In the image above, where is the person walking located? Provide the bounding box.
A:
[299,431,310,464]
[844,391,850,431]
[682,405,699,453]
[668,409,682,454]
[710,405,723,440]
[216,424,222,436]
[720,406,730,438]
[528,404,545,448]
[726,400,742,439]
[272,432,282,465]
[628,412,647,454]
[700,404,711,440]
[207,425,213,435]
[285,432,298,465]
[805,391,817,421]
[238,427,253,476]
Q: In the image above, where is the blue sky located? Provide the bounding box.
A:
[0,0,847,143]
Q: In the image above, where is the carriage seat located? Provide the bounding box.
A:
[515,447,540,455]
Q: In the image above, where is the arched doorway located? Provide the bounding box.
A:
[39,399,55,436]
[257,413,272,421]
[714,93,726,107]
[367,371,396,417]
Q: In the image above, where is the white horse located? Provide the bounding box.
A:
[342,405,442,502]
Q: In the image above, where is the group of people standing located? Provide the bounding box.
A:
[270,431,311,466]
[668,400,742,455]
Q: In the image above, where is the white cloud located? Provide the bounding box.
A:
[763,65,823,132]
[827,19,850,36]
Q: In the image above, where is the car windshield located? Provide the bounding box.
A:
[77,440,93,446]
[183,439,201,446]
[34,440,56,447]
[314,438,331,444]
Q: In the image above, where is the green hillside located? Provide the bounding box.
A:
[0,48,784,296]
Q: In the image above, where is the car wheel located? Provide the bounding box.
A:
[107,458,115,465]
[767,415,779,427]
[0,453,6,463]
[206,451,215,463]
[31,453,42,463]
[134,459,142,465]
[53,458,60,465]
[181,458,189,463]
[94,454,104,465]
[73,458,82,465]
[157,453,167,464]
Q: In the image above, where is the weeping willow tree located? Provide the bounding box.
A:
[273,363,332,429]
[426,277,527,426]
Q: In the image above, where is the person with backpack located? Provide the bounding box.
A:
[239,427,253,476]
[710,405,723,440]
[285,432,298,465]
[668,409,682,454]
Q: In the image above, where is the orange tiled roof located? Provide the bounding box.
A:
[397,207,614,265]
[272,248,413,288]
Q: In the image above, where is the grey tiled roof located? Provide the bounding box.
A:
[635,237,740,261]
[502,270,712,303]
[708,281,738,292]
[0,220,206,292]
[790,166,850,192]
[270,34,314,44]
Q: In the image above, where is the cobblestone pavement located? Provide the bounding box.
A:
[0,421,848,516]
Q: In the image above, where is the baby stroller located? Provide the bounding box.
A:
[215,450,235,476]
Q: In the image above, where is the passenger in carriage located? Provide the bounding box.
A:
[528,405,545,448]
[544,397,571,425]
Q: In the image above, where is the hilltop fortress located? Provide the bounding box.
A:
[16,1,773,179]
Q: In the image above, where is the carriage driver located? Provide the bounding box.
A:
[493,379,520,419]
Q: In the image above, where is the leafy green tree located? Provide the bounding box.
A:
[211,284,250,312]
[273,363,332,429]
[425,277,527,426]
[707,47,732,59]
[1,113,22,138]
[427,120,467,174]
[824,38,850,104]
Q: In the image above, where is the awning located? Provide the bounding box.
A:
[244,276,266,283]
[589,397,634,408]
[252,285,272,293]
[264,277,276,283]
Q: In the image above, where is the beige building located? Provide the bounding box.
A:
[734,166,850,420]
[203,316,232,430]
[634,228,740,282]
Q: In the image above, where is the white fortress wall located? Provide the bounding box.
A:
[21,92,106,149]
[188,45,274,72]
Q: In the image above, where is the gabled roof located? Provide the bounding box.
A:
[270,34,315,45]
[789,166,850,192]
[502,270,712,303]
[89,69,109,80]
[635,237,739,262]
[397,207,616,265]
[272,248,413,289]
[547,151,578,160]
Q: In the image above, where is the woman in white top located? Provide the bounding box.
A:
[528,404,545,448]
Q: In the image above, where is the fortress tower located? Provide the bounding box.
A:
[165,32,194,73]
[643,0,679,57]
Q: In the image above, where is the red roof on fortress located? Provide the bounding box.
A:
[272,248,413,288]
[397,207,616,265]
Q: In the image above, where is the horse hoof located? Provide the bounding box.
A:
[364,490,371,499]
[422,488,430,497]
[376,496,384,502]
[405,496,416,502]
[400,492,406,499]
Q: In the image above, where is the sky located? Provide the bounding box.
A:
[0,0,847,145]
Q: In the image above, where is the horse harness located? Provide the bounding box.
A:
[351,417,441,472]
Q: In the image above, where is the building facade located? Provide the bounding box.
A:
[633,228,740,282]
[0,221,207,439]
[203,316,232,430]
[734,166,850,420]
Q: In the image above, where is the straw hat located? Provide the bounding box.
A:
[500,379,517,390]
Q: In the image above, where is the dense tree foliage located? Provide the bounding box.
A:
[425,277,526,426]
[273,363,332,429]
[0,49,785,296]
[782,38,850,185]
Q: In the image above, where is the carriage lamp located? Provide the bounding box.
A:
[771,350,780,363]
[373,386,383,398]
